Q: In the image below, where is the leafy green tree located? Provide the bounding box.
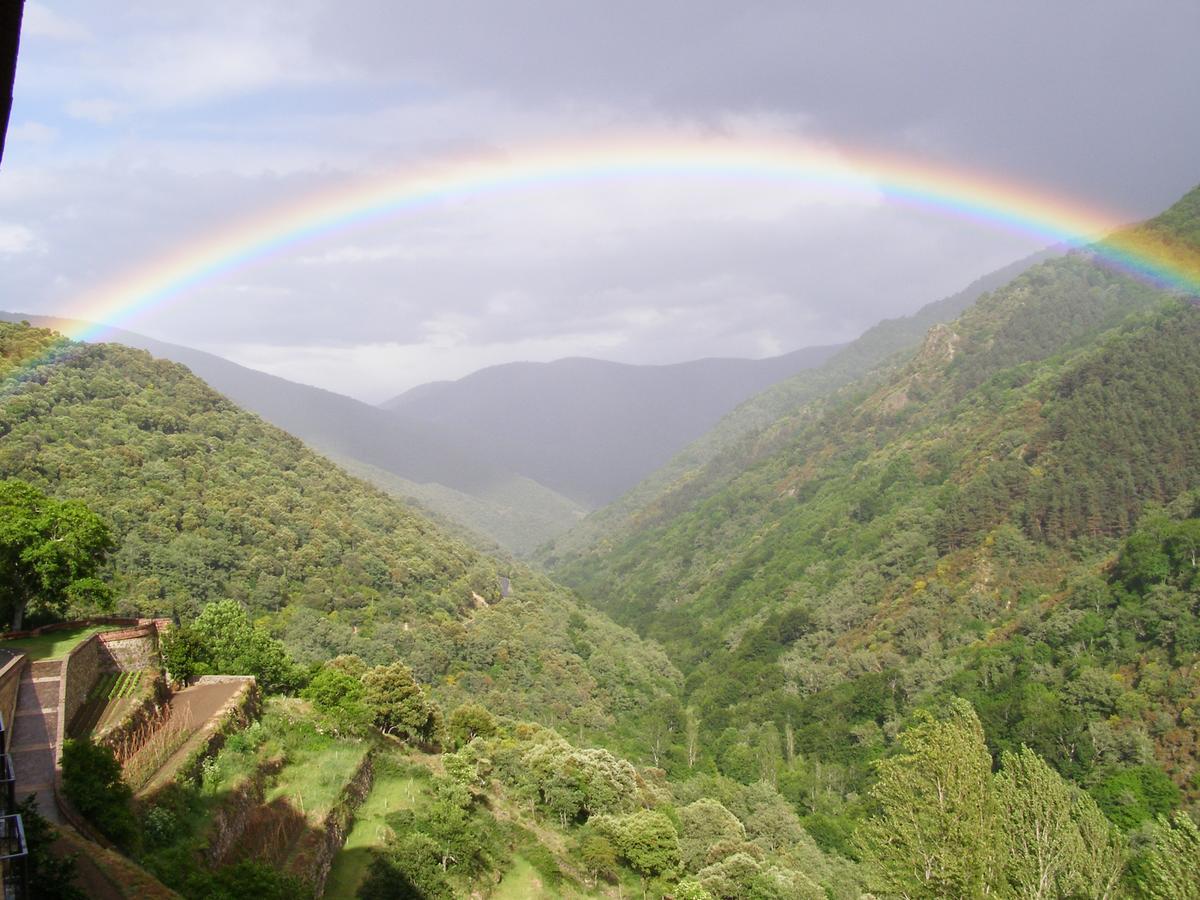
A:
[362,660,444,745]
[1136,812,1200,899]
[858,700,1004,898]
[678,798,745,872]
[1089,764,1181,830]
[994,746,1125,898]
[163,600,304,693]
[359,832,453,900]
[599,809,680,898]
[673,878,715,900]
[0,478,114,629]
[578,830,619,887]
[300,661,370,732]
[447,702,497,748]
[60,737,137,849]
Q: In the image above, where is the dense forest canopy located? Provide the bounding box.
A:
[0,322,679,747]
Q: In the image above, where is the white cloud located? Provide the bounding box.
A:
[65,98,122,124]
[6,121,58,143]
[0,224,44,254]
[22,4,90,41]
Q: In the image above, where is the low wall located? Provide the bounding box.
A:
[0,652,25,751]
[0,616,170,643]
[203,755,286,868]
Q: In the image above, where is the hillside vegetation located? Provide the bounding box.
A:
[0,323,679,745]
[539,248,1057,568]
[0,312,588,554]
[550,187,1200,856]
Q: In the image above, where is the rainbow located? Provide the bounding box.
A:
[4,136,1199,389]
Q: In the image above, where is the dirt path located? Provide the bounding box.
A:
[136,680,245,796]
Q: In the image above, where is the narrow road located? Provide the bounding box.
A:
[11,658,63,822]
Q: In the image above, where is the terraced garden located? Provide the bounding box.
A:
[324,752,432,899]
[0,623,111,661]
[70,667,157,738]
[136,697,374,896]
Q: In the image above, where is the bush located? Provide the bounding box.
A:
[60,737,138,849]
[163,600,305,693]
[16,796,85,899]
[360,833,454,900]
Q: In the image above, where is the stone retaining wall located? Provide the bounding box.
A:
[61,633,105,740]
[97,625,161,672]
[203,755,286,868]
[0,652,25,749]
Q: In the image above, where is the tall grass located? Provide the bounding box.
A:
[120,705,194,790]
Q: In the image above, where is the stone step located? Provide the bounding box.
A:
[9,716,56,750]
[17,680,60,709]
[29,659,63,678]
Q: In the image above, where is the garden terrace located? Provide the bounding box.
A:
[137,698,374,896]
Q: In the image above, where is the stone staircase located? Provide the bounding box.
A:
[10,659,63,822]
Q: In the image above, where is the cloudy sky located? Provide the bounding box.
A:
[2,1,1198,401]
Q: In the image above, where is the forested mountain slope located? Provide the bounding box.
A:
[384,344,842,506]
[0,322,679,744]
[539,247,1058,567]
[550,186,1200,839]
[0,312,586,554]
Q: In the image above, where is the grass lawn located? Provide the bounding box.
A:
[492,855,566,899]
[1,624,111,661]
[323,752,431,899]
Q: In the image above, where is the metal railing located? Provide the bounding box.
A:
[0,813,25,898]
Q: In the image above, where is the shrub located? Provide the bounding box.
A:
[60,737,138,849]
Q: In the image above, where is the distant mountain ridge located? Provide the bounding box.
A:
[383,344,844,506]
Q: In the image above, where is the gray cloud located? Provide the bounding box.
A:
[2,1,1197,399]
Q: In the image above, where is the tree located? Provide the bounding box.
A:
[1136,813,1200,899]
[359,833,453,900]
[599,809,680,898]
[858,700,1004,898]
[678,798,745,872]
[0,479,114,629]
[163,600,304,693]
[362,660,443,745]
[60,737,137,849]
[301,661,370,733]
[578,830,619,887]
[994,746,1124,898]
[447,702,497,748]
